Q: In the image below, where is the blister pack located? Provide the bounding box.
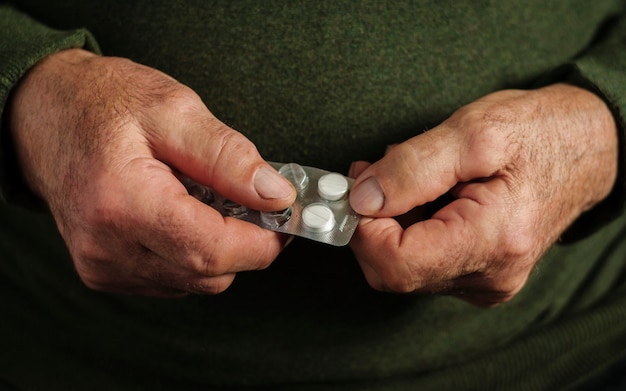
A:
[181,162,360,246]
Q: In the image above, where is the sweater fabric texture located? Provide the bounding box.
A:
[1,1,626,390]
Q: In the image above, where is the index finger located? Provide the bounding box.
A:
[349,203,476,293]
[127,168,288,277]
[349,116,509,218]
[350,176,536,297]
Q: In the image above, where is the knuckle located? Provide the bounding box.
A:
[161,84,202,111]
[74,263,111,292]
[364,275,386,292]
[69,236,129,293]
[452,103,521,176]
[145,81,212,123]
[81,278,109,292]
[256,257,274,271]
[203,258,227,277]
[212,126,256,167]
[488,272,529,303]
[192,251,229,277]
[186,276,234,295]
[384,277,417,294]
[377,263,418,294]
[489,290,518,305]
[497,223,540,260]
[203,279,232,295]
[70,235,108,266]
[117,60,183,103]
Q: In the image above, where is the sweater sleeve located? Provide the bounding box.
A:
[553,9,626,242]
[0,4,100,206]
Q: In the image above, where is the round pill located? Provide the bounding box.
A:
[317,173,349,201]
[301,203,335,232]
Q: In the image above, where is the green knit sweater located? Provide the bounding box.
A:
[2,1,626,390]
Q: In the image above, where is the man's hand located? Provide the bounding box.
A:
[348,83,618,306]
[8,49,296,297]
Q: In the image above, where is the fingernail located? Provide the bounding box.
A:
[254,166,294,199]
[350,176,385,214]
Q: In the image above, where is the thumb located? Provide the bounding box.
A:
[143,88,296,211]
[350,125,469,217]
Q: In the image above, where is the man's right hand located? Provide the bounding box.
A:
[7,49,296,297]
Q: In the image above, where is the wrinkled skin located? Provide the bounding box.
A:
[8,49,296,297]
[7,48,619,306]
[349,84,618,306]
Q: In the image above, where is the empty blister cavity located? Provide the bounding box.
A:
[222,199,248,217]
[261,207,292,229]
[279,163,309,191]
[183,178,215,204]
[317,173,349,201]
